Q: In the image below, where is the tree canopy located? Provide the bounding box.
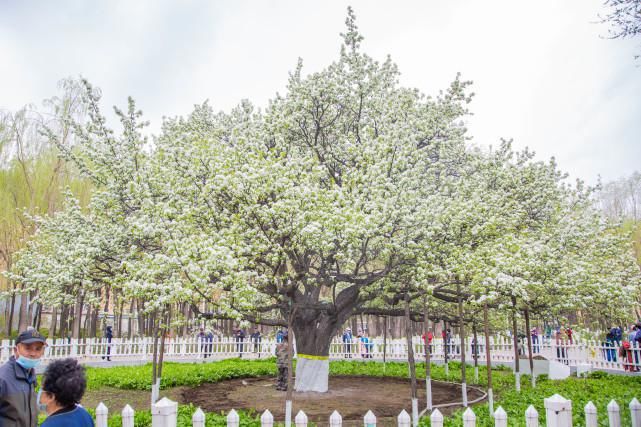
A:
[6,8,641,391]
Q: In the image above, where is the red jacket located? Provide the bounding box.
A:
[422,331,434,343]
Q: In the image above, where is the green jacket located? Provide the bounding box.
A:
[0,356,38,427]
[276,343,289,367]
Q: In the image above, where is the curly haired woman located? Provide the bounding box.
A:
[38,358,93,427]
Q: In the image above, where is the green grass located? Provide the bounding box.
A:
[85,358,277,390]
[423,371,641,427]
[83,359,641,427]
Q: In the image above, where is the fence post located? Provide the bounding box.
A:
[286,400,293,427]
[295,410,308,427]
[584,401,597,427]
[95,402,108,427]
[544,394,572,427]
[608,400,621,427]
[630,398,641,427]
[122,404,135,427]
[151,397,178,427]
[260,409,273,427]
[494,407,507,427]
[525,405,539,427]
[71,338,78,357]
[192,408,205,427]
[397,409,411,427]
[462,407,476,427]
[364,410,376,427]
[226,409,240,427]
[85,337,92,358]
[430,409,444,427]
[411,397,419,427]
[329,410,342,427]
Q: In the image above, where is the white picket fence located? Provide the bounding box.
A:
[2,335,640,373]
[94,394,641,427]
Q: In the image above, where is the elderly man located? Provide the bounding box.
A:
[0,329,47,427]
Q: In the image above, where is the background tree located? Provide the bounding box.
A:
[600,0,641,57]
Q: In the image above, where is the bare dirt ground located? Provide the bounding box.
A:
[83,386,188,414]
[182,376,484,425]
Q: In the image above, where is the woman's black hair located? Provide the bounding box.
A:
[42,358,87,407]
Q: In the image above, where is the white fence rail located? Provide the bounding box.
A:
[92,395,641,427]
[2,335,640,372]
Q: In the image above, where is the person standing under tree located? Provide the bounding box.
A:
[235,327,246,358]
[101,325,113,362]
[275,332,289,391]
[0,329,47,427]
[197,328,208,358]
[531,327,539,353]
[342,328,353,358]
[250,328,262,357]
[206,329,214,358]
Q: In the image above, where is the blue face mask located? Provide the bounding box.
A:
[16,355,41,370]
[36,389,48,413]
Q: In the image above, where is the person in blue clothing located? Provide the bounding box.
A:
[38,358,93,427]
[633,322,641,368]
[342,328,353,358]
[101,325,113,361]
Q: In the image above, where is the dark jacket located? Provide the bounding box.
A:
[0,356,38,427]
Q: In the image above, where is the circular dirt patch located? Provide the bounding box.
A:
[181,376,483,424]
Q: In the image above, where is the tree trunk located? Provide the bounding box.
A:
[83,305,91,338]
[457,283,467,407]
[511,296,520,392]
[151,315,160,404]
[292,311,339,393]
[137,299,145,336]
[423,297,432,411]
[524,308,535,387]
[103,286,110,314]
[59,305,68,338]
[483,302,494,416]
[51,307,58,337]
[27,290,35,328]
[31,302,40,328]
[157,322,167,378]
[472,322,479,383]
[291,286,362,393]
[404,294,418,426]
[443,319,449,376]
[72,292,84,339]
[383,316,387,365]
[127,299,135,338]
[405,294,418,400]
[18,284,29,332]
[90,303,99,338]
[7,285,16,336]
[118,299,125,337]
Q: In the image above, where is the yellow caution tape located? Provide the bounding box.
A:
[297,353,329,360]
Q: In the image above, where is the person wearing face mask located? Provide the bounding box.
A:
[37,358,93,427]
[0,329,47,427]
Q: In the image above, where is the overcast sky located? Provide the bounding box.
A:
[1,0,639,184]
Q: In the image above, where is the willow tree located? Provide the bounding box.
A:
[0,79,90,335]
